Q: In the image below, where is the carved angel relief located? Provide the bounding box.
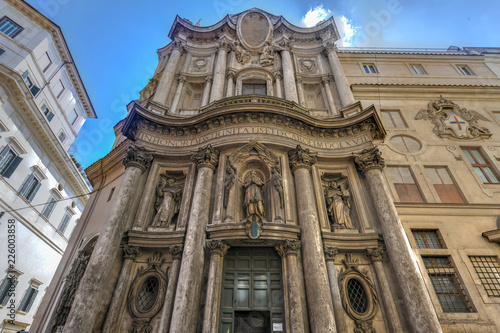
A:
[416,96,491,139]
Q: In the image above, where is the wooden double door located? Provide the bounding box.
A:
[219,248,285,333]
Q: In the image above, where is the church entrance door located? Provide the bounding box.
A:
[219,248,285,333]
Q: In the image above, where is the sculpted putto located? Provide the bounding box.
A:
[232,41,251,64]
[259,41,275,66]
[324,180,354,229]
[243,170,265,219]
[151,174,183,229]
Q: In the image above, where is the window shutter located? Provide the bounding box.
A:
[30,85,40,96]
[22,70,28,79]
[27,180,41,202]
[1,155,22,178]
[47,112,54,122]
[0,279,17,306]
[0,145,9,160]
[19,174,34,197]
[24,288,38,312]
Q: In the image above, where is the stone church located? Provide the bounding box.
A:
[32,8,500,333]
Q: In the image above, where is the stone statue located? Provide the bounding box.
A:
[259,41,275,66]
[151,175,182,229]
[271,165,283,208]
[243,171,265,218]
[325,181,354,229]
[232,41,251,64]
[223,161,236,209]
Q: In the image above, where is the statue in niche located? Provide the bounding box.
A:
[259,41,275,66]
[151,174,183,229]
[243,170,265,219]
[324,180,354,229]
[223,161,236,209]
[271,165,283,208]
[232,41,251,64]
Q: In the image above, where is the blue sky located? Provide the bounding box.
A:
[24,0,500,169]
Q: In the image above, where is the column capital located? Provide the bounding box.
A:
[273,70,283,80]
[122,145,154,172]
[295,73,302,84]
[225,70,235,80]
[123,245,142,260]
[353,147,385,174]
[177,74,186,84]
[275,239,301,257]
[323,246,339,261]
[321,75,331,85]
[169,245,184,259]
[366,247,385,262]
[205,75,213,83]
[288,145,318,172]
[206,239,230,257]
[277,38,293,52]
[191,144,220,171]
[171,39,186,53]
[323,40,338,53]
[217,38,232,53]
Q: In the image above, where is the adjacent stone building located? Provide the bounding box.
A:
[33,8,500,333]
[0,0,96,331]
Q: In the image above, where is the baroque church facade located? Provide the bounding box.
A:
[32,9,500,333]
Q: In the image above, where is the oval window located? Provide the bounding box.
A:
[347,278,368,315]
[390,135,421,153]
[137,276,159,312]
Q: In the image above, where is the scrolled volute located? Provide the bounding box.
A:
[123,145,154,172]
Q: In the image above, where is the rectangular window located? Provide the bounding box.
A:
[43,107,55,122]
[462,147,500,184]
[42,195,57,218]
[425,167,465,203]
[0,275,18,306]
[21,71,40,96]
[18,286,39,313]
[381,110,407,128]
[20,174,41,202]
[469,256,500,297]
[0,145,22,178]
[412,230,444,249]
[242,82,267,95]
[59,212,71,233]
[363,64,377,74]
[38,52,52,73]
[53,79,65,98]
[387,166,425,202]
[68,109,78,125]
[422,256,473,313]
[58,131,66,143]
[410,64,426,75]
[0,16,23,38]
[457,65,473,76]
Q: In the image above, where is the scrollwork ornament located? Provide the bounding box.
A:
[288,145,318,171]
[123,145,154,173]
[206,239,230,257]
[353,147,385,174]
[275,239,301,258]
[323,246,339,261]
[365,247,384,262]
[129,318,152,333]
[191,144,220,170]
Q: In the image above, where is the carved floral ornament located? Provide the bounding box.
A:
[415,96,491,139]
[353,147,385,174]
[123,145,154,172]
[275,239,301,257]
[191,144,220,170]
[206,239,230,257]
[288,145,318,171]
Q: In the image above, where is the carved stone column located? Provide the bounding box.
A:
[295,74,306,106]
[157,245,184,332]
[170,145,220,333]
[102,245,142,332]
[275,240,305,333]
[210,41,231,103]
[324,247,348,333]
[202,240,230,333]
[201,75,213,107]
[273,70,283,99]
[225,71,235,98]
[321,76,338,116]
[354,147,442,333]
[323,41,355,107]
[288,145,337,333]
[63,146,153,333]
[170,75,186,114]
[366,247,404,333]
[153,40,185,107]
[280,43,299,103]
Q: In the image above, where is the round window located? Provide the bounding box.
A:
[347,278,368,315]
[390,135,421,153]
[137,276,159,312]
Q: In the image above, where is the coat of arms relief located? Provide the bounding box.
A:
[415,96,491,139]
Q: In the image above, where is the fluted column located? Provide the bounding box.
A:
[295,74,306,106]
[63,146,153,333]
[210,40,231,102]
[321,76,338,116]
[324,247,348,333]
[366,247,404,333]
[323,41,355,107]
[225,70,235,98]
[280,42,299,103]
[158,245,184,332]
[169,75,186,114]
[288,145,337,333]
[276,240,305,333]
[170,145,220,333]
[273,70,283,99]
[201,75,212,107]
[354,147,442,333]
[102,245,142,332]
[202,240,230,333]
[153,40,185,107]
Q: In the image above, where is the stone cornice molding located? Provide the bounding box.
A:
[123,245,142,261]
[275,239,301,257]
[206,239,230,257]
[191,144,220,170]
[354,147,385,174]
[169,245,184,259]
[122,145,154,172]
[288,145,318,172]
[323,246,339,261]
[365,247,384,262]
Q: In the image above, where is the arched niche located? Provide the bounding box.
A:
[234,68,274,97]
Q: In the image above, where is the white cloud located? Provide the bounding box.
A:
[335,16,357,47]
[302,5,331,27]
